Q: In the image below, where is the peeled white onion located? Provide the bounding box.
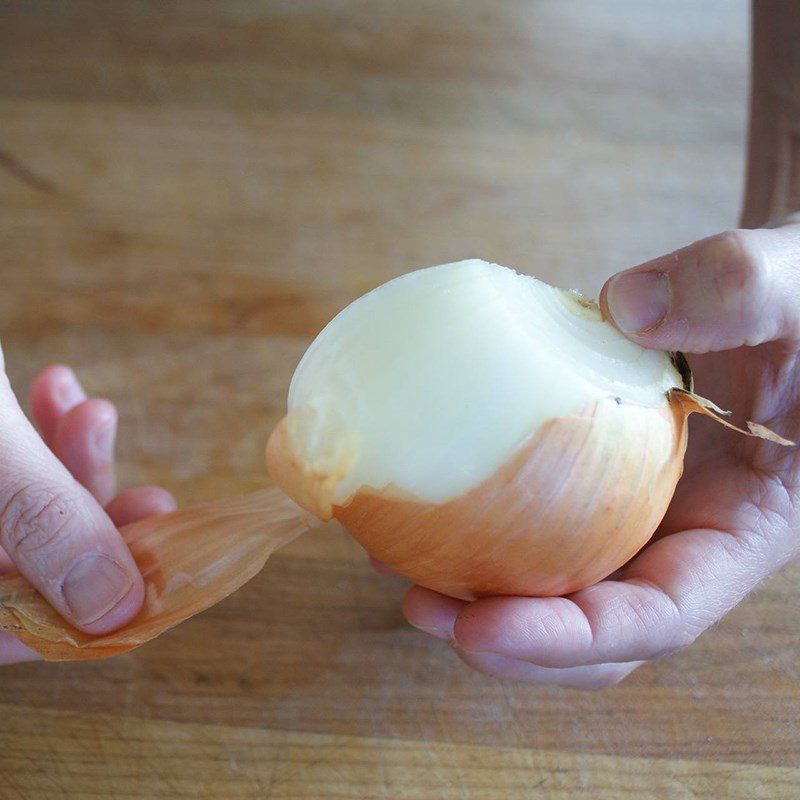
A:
[266,260,698,599]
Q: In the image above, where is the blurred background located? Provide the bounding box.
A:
[3,2,797,798]
[1,2,747,510]
[1,1,746,503]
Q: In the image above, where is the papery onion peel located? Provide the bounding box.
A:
[0,488,305,660]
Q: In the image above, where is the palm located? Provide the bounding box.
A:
[657,346,799,544]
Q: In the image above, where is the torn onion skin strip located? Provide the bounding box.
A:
[671,388,796,446]
[267,259,795,601]
[0,488,307,661]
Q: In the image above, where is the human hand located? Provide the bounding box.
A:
[0,355,176,665]
[401,226,800,688]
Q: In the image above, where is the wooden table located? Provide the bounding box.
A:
[2,1,799,797]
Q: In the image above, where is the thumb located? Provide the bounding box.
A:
[599,227,800,353]
[0,351,143,635]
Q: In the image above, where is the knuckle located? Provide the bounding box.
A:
[531,605,574,644]
[592,583,662,640]
[617,580,688,658]
[617,591,663,635]
[704,230,769,307]
[0,483,78,560]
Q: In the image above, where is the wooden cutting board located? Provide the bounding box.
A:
[1,1,798,797]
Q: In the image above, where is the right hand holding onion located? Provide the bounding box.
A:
[400,227,800,688]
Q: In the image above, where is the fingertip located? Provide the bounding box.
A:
[453,596,516,654]
[597,278,619,331]
[30,365,87,444]
[83,397,119,462]
[31,364,78,397]
[134,486,177,515]
[55,543,145,635]
[402,585,464,641]
[106,486,177,528]
[57,397,118,454]
[85,396,117,425]
[53,398,118,505]
[602,269,670,337]
[76,571,145,636]
[601,229,797,353]
[453,596,583,663]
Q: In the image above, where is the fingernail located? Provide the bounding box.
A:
[606,271,670,333]
[92,412,116,461]
[62,554,133,625]
[54,368,85,409]
[409,621,452,641]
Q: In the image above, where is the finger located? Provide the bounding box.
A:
[402,587,642,687]
[600,226,800,352]
[452,521,786,668]
[106,487,177,528]
[403,585,465,640]
[29,365,86,448]
[52,399,117,506]
[453,648,643,689]
[0,632,40,666]
[0,368,143,634]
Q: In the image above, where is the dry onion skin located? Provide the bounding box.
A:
[0,488,305,661]
[267,259,793,601]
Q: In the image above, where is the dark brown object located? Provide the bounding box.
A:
[741,1,800,227]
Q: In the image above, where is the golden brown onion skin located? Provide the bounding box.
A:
[268,397,688,600]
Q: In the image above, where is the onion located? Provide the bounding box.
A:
[266,259,790,600]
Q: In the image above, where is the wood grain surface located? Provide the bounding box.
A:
[2,1,799,798]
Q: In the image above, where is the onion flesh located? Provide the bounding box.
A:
[286,260,683,513]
